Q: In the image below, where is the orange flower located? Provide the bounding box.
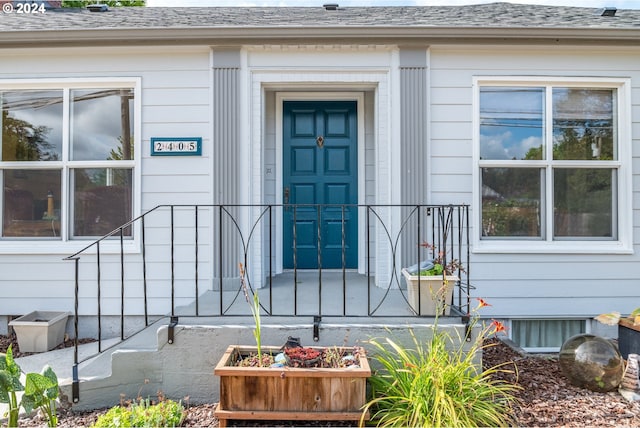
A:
[490,319,507,335]
[475,298,491,308]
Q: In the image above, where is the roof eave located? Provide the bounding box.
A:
[1,26,640,48]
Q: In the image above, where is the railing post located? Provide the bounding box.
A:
[366,206,371,315]
[317,205,322,316]
[417,205,421,315]
[219,205,223,315]
[142,216,148,326]
[120,228,125,341]
[194,205,199,317]
[269,205,273,314]
[341,205,346,316]
[96,242,101,352]
[170,206,175,317]
[73,257,79,403]
[293,206,298,316]
[464,205,471,314]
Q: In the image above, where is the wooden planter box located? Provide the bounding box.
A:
[402,268,458,316]
[618,318,640,360]
[214,345,371,427]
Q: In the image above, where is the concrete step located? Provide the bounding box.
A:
[3,316,480,416]
[62,318,479,411]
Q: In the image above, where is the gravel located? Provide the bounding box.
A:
[2,334,640,427]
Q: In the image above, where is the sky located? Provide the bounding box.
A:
[146,0,640,9]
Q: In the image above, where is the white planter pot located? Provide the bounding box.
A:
[9,311,69,353]
[401,269,458,316]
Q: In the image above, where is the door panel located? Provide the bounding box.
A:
[283,101,358,269]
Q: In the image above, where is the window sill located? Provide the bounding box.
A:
[473,239,633,255]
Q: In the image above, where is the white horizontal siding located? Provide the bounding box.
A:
[0,46,214,317]
[3,42,640,324]
[429,44,640,319]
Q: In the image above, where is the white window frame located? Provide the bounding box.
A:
[0,77,142,254]
[472,76,632,254]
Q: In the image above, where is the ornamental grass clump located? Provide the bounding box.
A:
[239,262,265,366]
[361,299,520,428]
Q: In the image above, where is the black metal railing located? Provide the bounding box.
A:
[64,203,471,402]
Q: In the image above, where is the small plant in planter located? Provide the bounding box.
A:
[280,346,363,368]
[595,307,640,328]
[415,241,464,277]
[402,242,465,316]
[230,343,364,369]
[236,352,275,367]
[284,346,321,367]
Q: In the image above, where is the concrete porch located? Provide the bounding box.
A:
[50,315,479,411]
[4,269,474,413]
[174,270,462,318]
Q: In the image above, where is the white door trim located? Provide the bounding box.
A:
[247,66,393,282]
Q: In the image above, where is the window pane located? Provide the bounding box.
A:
[554,168,615,238]
[480,87,544,160]
[553,88,615,160]
[73,168,132,237]
[71,89,134,161]
[1,90,63,161]
[512,319,585,350]
[482,168,542,237]
[2,170,61,238]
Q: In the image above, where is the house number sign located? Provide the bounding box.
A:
[151,137,202,156]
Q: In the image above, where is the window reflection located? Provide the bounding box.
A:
[482,168,542,238]
[71,89,134,161]
[73,168,132,237]
[1,90,63,161]
[553,88,615,161]
[480,87,545,160]
[2,170,61,238]
[554,168,615,238]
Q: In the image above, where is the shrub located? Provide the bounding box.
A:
[92,396,184,428]
[361,301,520,428]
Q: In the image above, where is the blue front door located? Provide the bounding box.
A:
[283,101,358,269]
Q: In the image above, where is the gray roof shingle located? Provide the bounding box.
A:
[1,3,639,46]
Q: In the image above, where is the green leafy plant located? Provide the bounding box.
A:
[22,366,59,427]
[0,345,23,428]
[0,346,61,427]
[418,242,464,276]
[360,299,519,428]
[91,395,184,428]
